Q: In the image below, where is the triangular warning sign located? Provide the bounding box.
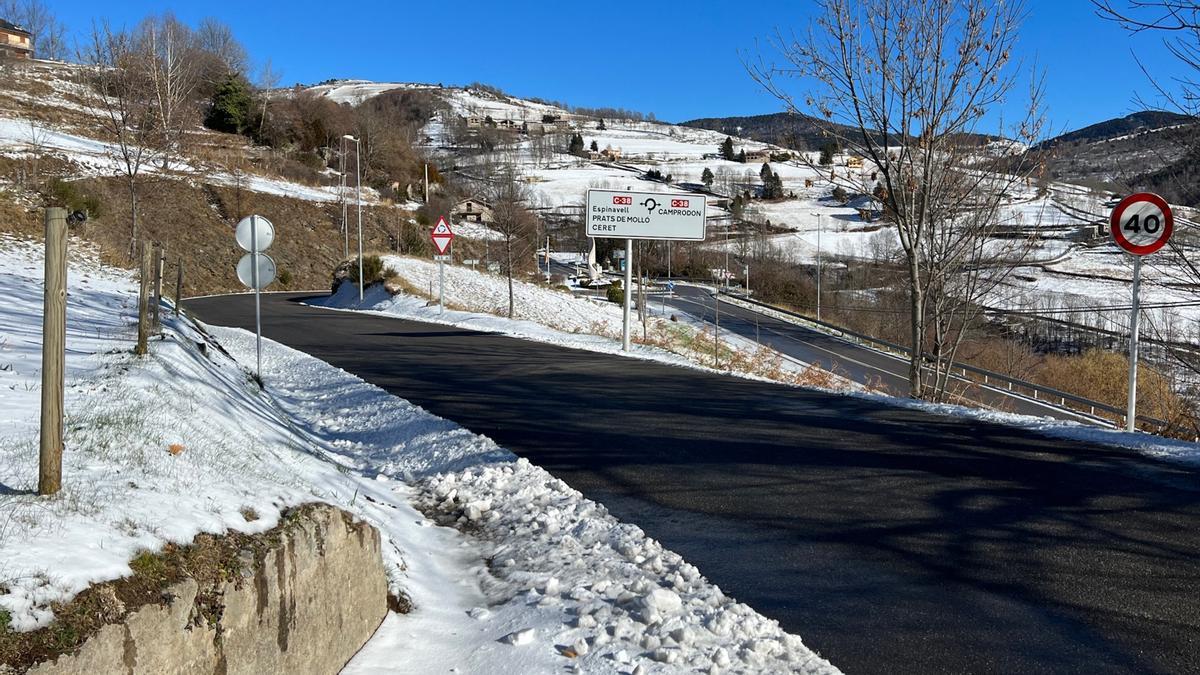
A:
[431,216,455,254]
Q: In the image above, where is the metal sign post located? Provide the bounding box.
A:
[253,217,261,375]
[1109,192,1173,432]
[586,189,707,351]
[431,216,455,315]
[1127,255,1142,432]
[235,215,277,379]
[622,238,633,350]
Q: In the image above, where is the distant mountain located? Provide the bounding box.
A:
[1024,110,1200,205]
[681,112,997,151]
[680,113,856,150]
[1035,111,1195,149]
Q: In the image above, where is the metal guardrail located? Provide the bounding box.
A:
[718,291,1176,433]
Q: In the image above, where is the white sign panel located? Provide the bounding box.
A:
[235,215,275,253]
[586,189,706,241]
[237,252,276,290]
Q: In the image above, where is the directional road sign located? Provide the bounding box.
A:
[586,189,707,241]
[1111,192,1173,256]
[431,217,455,255]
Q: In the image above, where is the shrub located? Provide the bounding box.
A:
[606,279,624,305]
[347,255,398,287]
[277,269,293,287]
[44,178,102,218]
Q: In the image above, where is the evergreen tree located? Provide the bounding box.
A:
[701,167,714,188]
[205,73,253,134]
[832,186,849,203]
[569,133,585,155]
[598,118,607,130]
[590,139,599,152]
[720,136,735,161]
[818,141,838,165]
[737,149,746,163]
[760,162,772,182]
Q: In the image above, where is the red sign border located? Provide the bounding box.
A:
[1110,192,1173,256]
[431,216,455,255]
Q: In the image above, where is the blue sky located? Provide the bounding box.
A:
[41,0,1190,132]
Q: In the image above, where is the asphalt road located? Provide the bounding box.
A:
[186,292,1200,675]
[663,284,1093,423]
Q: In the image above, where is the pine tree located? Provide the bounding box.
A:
[598,118,607,130]
[590,140,599,152]
[205,73,253,134]
[760,163,772,182]
[737,149,746,163]
[720,136,735,161]
[569,133,585,156]
[818,141,837,166]
[701,167,714,188]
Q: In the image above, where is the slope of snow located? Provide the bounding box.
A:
[305,80,438,106]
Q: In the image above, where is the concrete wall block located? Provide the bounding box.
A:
[26,505,388,675]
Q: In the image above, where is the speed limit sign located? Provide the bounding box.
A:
[1110,192,1173,256]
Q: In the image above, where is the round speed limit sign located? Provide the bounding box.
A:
[1110,192,1173,256]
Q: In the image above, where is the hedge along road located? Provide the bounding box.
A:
[185,292,1200,675]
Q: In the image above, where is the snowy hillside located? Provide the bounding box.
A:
[298,77,1200,355]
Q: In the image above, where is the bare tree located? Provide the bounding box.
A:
[138,13,201,171]
[256,59,281,138]
[79,22,158,259]
[490,169,538,318]
[195,17,248,78]
[750,0,1045,400]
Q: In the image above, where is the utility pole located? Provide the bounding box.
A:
[424,162,429,202]
[545,235,551,283]
[39,207,66,496]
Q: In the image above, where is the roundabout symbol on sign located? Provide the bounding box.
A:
[1110,192,1172,256]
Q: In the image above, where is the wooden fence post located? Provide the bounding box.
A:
[174,260,183,316]
[136,244,151,356]
[39,207,67,496]
[151,244,164,331]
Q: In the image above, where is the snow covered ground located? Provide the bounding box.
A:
[0,234,836,673]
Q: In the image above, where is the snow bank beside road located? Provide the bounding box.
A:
[213,326,837,674]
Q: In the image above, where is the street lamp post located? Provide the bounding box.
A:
[338,139,348,258]
[812,212,823,321]
[344,135,363,302]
